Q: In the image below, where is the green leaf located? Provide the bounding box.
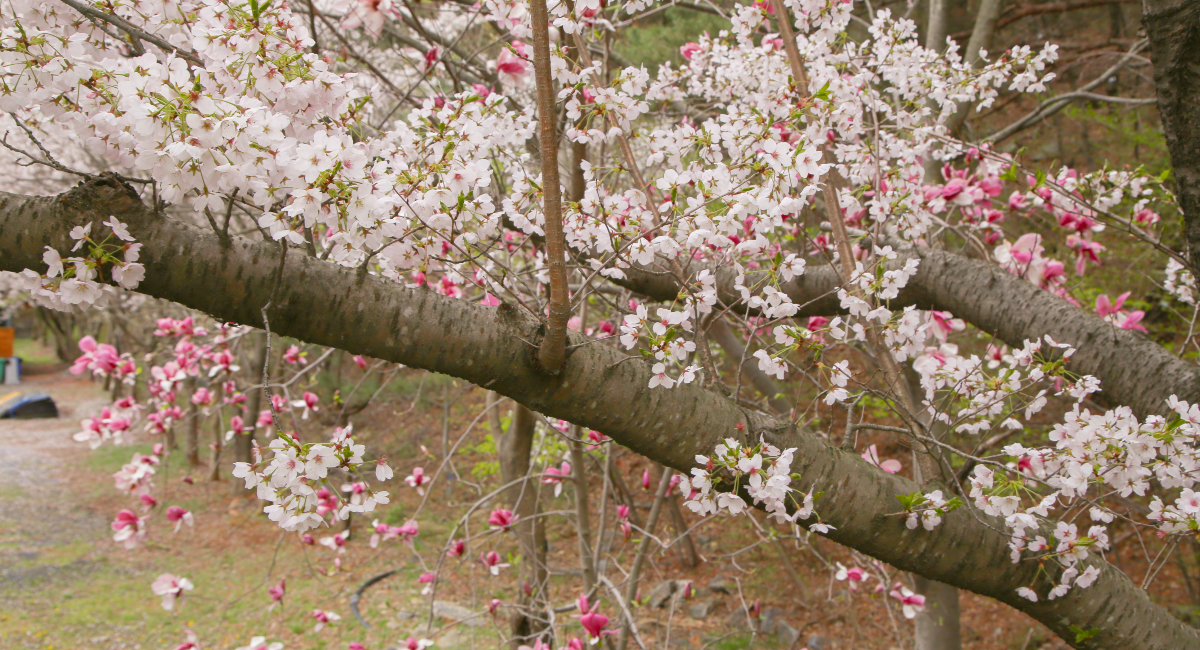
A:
[1068,625,1100,643]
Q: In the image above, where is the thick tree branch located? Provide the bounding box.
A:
[618,248,1200,420]
[1,179,1197,648]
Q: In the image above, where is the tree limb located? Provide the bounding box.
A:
[1,178,1197,648]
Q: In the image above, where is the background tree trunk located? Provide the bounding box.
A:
[1144,0,1200,273]
[497,404,550,648]
[234,329,268,467]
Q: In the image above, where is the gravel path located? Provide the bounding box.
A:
[0,370,111,588]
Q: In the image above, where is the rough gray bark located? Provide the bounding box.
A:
[1,179,1198,649]
[619,247,1200,419]
[1144,0,1200,275]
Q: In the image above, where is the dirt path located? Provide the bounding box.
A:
[0,370,110,589]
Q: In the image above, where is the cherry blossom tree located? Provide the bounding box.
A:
[3,0,1200,648]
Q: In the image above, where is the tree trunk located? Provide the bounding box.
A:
[234,329,268,467]
[915,576,962,650]
[184,377,201,467]
[1144,0,1200,275]
[497,404,550,648]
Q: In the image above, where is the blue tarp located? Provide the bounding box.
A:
[0,391,58,419]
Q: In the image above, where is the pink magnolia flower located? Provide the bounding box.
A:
[1096,291,1130,317]
[312,609,341,631]
[542,461,572,497]
[283,345,306,365]
[292,391,319,419]
[929,310,965,342]
[151,573,194,611]
[1008,191,1028,210]
[480,293,500,306]
[488,508,516,531]
[834,562,869,590]
[488,598,501,614]
[496,41,530,87]
[111,509,147,549]
[447,538,466,557]
[1134,208,1161,226]
[165,506,194,532]
[616,504,630,520]
[402,638,434,650]
[573,593,615,643]
[861,445,902,474]
[1095,292,1148,332]
[139,493,158,510]
[889,584,926,619]
[1067,234,1105,275]
[481,550,509,575]
[681,42,700,62]
[190,387,213,407]
[71,336,121,376]
[319,530,350,554]
[353,355,368,370]
[269,579,285,602]
[174,630,200,650]
[350,644,367,650]
[418,572,436,595]
[339,0,396,39]
[234,637,283,650]
[641,469,652,490]
[301,533,315,545]
[405,466,430,495]
[225,415,245,442]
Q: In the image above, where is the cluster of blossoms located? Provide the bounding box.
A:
[232,426,391,532]
[963,388,1200,601]
[12,217,143,308]
[681,436,832,532]
[897,489,960,531]
[108,443,194,549]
